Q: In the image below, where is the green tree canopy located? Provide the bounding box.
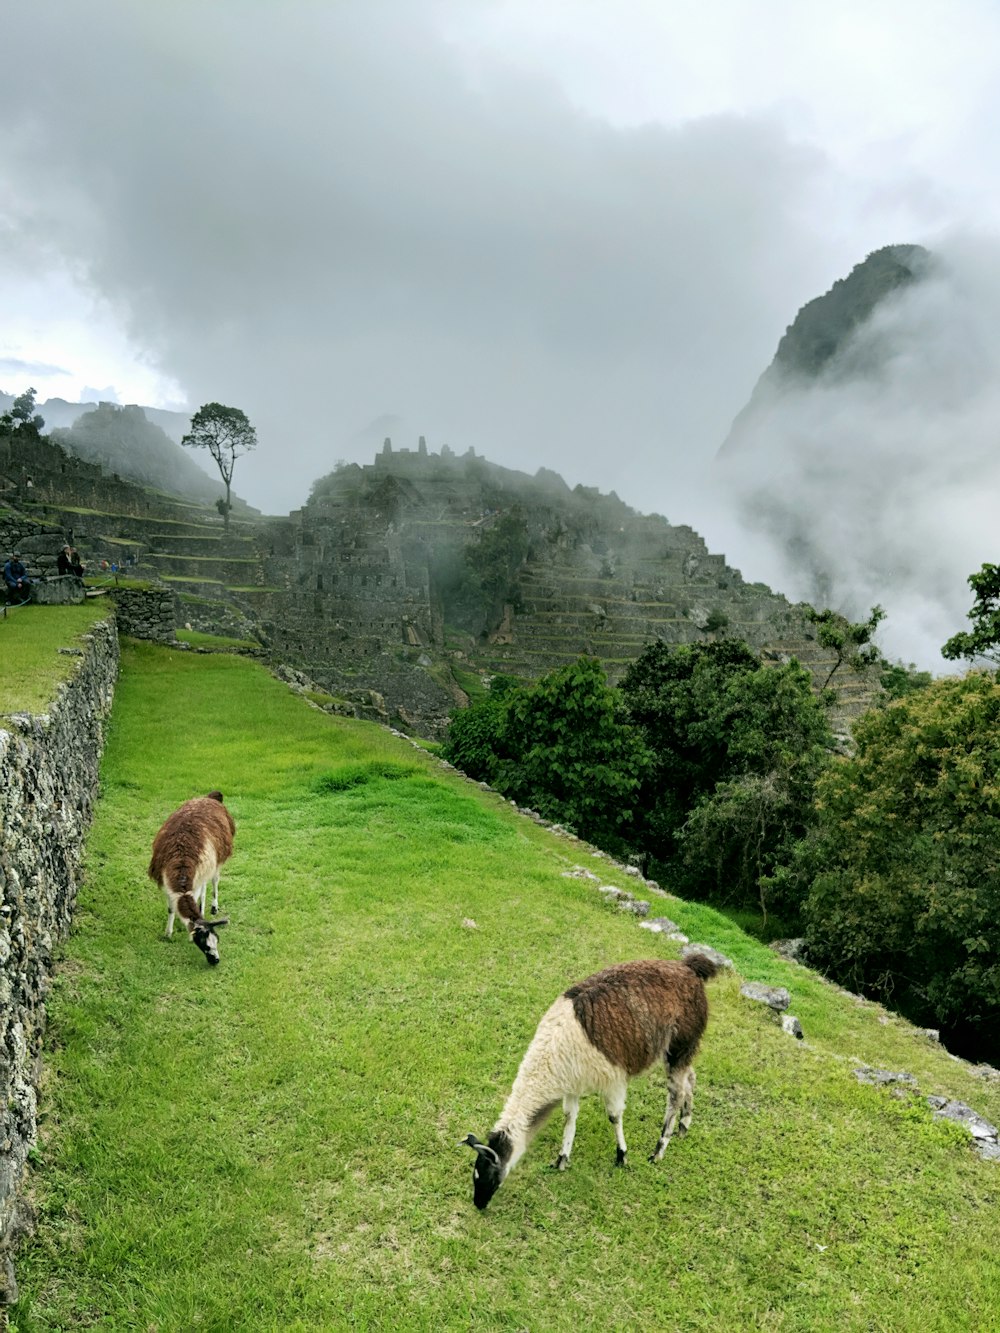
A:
[181,403,257,530]
[942,563,1000,664]
[1,386,44,437]
[805,604,885,688]
[803,672,1000,1061]
[620,639,834,913]
[442,659,649,855]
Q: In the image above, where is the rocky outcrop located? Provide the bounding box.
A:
[0,614,118,1302]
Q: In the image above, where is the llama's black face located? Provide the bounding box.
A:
[192,926,221,964]
[192,917,228,965]
[461,1133,507,1210]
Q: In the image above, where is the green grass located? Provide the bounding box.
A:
[0,604,114,714]
[176,628,261,650]
[9,646,1000,1330]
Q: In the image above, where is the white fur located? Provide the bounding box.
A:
[495,996,630,1173]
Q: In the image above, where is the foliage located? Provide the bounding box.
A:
[0,385,44,436]
[181,402,257,529]
[440,674,520,784]
[442,660,649,852]
[879,659,933,700]
[621,639,834,914]
[441,509,532,633]
[805,604,885,688]
[942,562,1000,663]
[493,656,651,853]
[803,672,1000,1060]
[11,644,1000,1329]
[703,608,729,634]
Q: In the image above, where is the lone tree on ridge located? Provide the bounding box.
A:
[181,402,257,531]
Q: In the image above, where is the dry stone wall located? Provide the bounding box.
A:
[0,614,118,1301]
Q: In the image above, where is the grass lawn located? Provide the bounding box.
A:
[9,645,1000,1330]
[176,628,261,650]
[0,603,114,714]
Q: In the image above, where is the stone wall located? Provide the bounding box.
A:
[0,614,119,1301]
[110,586,176,642]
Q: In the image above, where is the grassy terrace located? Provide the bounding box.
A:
[8,645,1000,1329]
[0,603,113,714]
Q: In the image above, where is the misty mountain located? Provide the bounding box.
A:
[720,244,932,457]
[715,237,1000,671]
[0,392,190,442]
[46,401,229,505]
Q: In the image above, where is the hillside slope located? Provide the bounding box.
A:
[10,646,1000,1329]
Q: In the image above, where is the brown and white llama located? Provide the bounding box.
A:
[148,790,235,965]
[462,953,718,1208]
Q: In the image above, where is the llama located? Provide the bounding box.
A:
[148,790,235,965]
[461,953,718,1209]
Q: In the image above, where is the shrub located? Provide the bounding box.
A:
[803,671,1000,1060]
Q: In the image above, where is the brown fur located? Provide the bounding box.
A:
[564,956,715,1077]
[148,794,235,928]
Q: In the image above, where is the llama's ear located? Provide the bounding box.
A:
[459,1134,500,1165]
[204,916,230,929]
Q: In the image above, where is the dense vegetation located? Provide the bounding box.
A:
[442,625,1000,1062]
[12,645,1000,1328]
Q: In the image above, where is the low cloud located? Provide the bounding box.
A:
[0,0,862,519]
[0,357,70,381]
[719,235,1000,669]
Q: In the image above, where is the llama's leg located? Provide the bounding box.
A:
[211,870,220,915]
[677,1068,697,1137]
[555,1096,580,1169]
[605,1081,629,1166]
[650,1061,688,1162]
[165,902,175,938]
[196,882,207,917]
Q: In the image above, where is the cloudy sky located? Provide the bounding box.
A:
[3,0,1000,664]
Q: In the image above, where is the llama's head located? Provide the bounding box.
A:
[461,1131,511,1209]
[191,917,229,965]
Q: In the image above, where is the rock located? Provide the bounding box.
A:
[638,916,678,934]
[618,899,650,917]
[854,1067,918,1088]
[770,938,808,963]
[927,1098,999,1141]
[782,1014,804,1039]
[0,1252,17,1306]
[740,982,792,1012]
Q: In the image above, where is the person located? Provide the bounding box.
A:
[57,545,85,580]
[3,552,32,600]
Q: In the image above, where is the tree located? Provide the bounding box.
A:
[0,386,44,436]
[442,658,650,855]
[802,672,1000,1062]
[620,639,834,913]
[804,604,885,688]
[495,657,650,855]
[181,403,257,531]
[942,563,1000,664]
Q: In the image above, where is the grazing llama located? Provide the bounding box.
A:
[148,790,235,965]
[462,954,718,1208]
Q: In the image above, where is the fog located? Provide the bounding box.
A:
[2,1,1000,668]
[718,237,1000,669]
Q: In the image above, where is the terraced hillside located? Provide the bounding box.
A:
[2,424,882,733]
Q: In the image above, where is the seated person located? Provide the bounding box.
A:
[3,552,32,598]
[57,545,85,579]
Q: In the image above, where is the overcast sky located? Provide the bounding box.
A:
[3,0,1000,665]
